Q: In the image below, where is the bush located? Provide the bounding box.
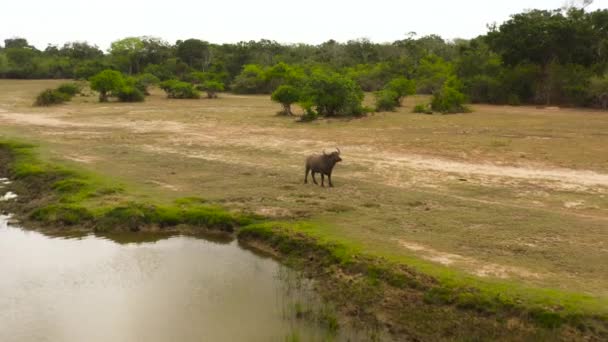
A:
[34,89,71,106]
[135,73,160,95]
[304,70,366,117]
[231,64,269,94]
[116,86,145,102]
[590,75,608,109]
[90,69,126,102]
[374,89,400,112]
[413,103,433,114]
[159,80,200,99]
[384,77,416,105]
[431,77,470,114]
[298,100,318,122]
[196,80,224,98]
[271,85,300,115]
[56,83,81,96]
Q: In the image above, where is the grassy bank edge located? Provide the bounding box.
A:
[1,140,606,340]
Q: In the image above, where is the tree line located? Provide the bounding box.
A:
[3,7,608,111]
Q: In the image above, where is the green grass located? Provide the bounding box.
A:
[0,140,249,233]
[238,220,608,333]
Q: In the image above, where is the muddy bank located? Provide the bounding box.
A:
[1,142,607,341]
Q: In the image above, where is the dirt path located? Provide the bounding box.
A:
[2,110,608,192]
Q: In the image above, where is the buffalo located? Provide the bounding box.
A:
[304,148,342,187]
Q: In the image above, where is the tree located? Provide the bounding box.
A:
[590,75,608,109]
[109,37,145,74]
[304,70,365,116]
[271,85,300,115]
[134,73,160,95]
[431,77,469,113]
[89,70,125,102]
[231,64,269,94]
[159,80,200,99]
[197,81,225,98]
[384,77,416,105]
[374,89,400,112]
[415,54,454,94]
[176,39,210,70]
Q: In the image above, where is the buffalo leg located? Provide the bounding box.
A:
[304,166,310,184]
[312,172,318,185]
[328,173,333,187]
[321,174,325,187]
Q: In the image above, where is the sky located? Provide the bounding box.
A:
[0,0,605,50]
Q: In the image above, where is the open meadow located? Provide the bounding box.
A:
[1,79,608,333]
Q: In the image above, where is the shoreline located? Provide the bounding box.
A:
[1,140,607,340]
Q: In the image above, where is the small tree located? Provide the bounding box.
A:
[304,71,366,117]
[271,85,300,115]
[374,90,400,112]
[159,80,200,99]
[590,75,608,109]
[385,77,416,105]
[431,77,470,113]
[90,70,125,102]
[197,81,225,99]
[135,73,160,95]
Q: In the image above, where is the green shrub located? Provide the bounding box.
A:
[231,64,270,94]
[56,83,81,96]
[413,103,433,114]
[298,100,318,122]
[160,80,200,99]
[196,80,225,98]
[116,86,145,102]
[374,89,400,112]
[135,73,160,95]
[304,70,366,117]
[384,77,416,105]
[271,85,300,115]
[431,78,470,114]
[34,89,70,106]
[90,69,126,102]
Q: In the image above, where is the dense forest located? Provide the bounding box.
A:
[2,7,608,110]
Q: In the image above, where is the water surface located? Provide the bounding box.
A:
[0,215,342,341]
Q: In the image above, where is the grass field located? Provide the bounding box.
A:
[1,80,607,318]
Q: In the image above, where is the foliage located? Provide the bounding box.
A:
[3,8,608,107]
[413,103,433,114]
[431,78,470,114]
[196,80,225,98]
[34,89,71,106]
[384,77,416,104]
[374,89,400,112]
[116,86,145,102]
[89,69,126,102]
[56,82,80,96]
[589,74,608,109]
[231,64,269,94]
[271,85,300,115]
[134,73,160,95]
[303,70,366,116]
[159,80,200,99]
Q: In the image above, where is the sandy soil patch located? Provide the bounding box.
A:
[396,239,543,280]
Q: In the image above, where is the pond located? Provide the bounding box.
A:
[0,214,359,341]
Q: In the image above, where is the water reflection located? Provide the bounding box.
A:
[0,215,361,341]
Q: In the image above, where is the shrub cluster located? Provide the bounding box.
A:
[34,82,81,106]
[160,80,201,99]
